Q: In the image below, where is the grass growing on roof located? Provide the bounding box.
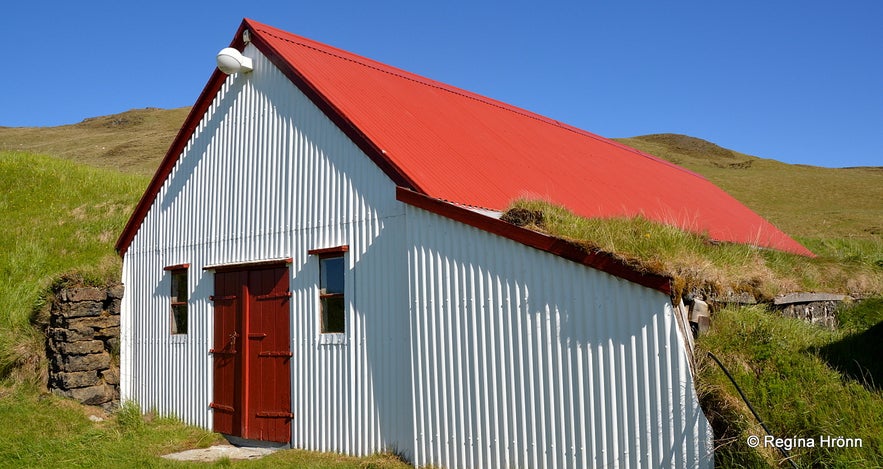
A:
[503,198,883,298]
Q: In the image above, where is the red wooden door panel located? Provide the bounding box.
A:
[244,267,292,443]
[211,271,244,437]
[211,266,292,444]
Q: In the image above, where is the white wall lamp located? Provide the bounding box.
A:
[216,47,253,75]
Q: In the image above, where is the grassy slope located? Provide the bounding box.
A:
[615,134,883,242]
[0,107,190,175]
[0,152,147,325]
[0,151,148,383]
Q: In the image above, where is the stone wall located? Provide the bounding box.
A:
[712,291,853,330]
[773,293,850,330]
[46,284,123,409]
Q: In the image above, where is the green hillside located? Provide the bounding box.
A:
[615,134,883,242]
[0,107,190,175]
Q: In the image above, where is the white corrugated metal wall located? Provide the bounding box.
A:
[405,205,713,469]
[120,45,414,457]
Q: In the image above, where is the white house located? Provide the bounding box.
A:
[117,18,809,468]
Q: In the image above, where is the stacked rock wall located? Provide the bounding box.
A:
[772,293,851,330]
[46,284,123,409]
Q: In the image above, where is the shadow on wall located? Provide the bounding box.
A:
[347,214,414,461]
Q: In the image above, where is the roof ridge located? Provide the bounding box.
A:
[252,23,703,179]
[256,27,549,117]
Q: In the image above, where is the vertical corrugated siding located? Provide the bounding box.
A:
[405,205,713,469]
[120,45,413,457]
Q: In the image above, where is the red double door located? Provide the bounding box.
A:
[211,266,292,443]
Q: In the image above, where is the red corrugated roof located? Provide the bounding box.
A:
[116,19,813,257]
[246,19,811,256]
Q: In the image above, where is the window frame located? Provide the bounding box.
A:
[308,246,348,337]
[164,264,190,335]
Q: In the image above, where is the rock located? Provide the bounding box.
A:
[60,315,119,331]
[60,352,111,373]
[714,291,757,304]
[50,326,96,342]
[68,385,113,406]
[107,284,125,299]
[53,371,101,388]
[59,340,105,356]
[106,299,121,314]
[773,292,850,305]
[46,283,123,408]
[55,302,104,321]
[101,367,120,386]
[67,287,106,302]
[103,337,120,354]
[95,326,120,339]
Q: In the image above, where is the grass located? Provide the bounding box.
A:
[0,385,412,468]
[696,303,883,468]
[0,386,221,468]
[503,198,883,299]
[0,151,148,384]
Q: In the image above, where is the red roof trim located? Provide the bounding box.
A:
[245,19,420,191]
[395,187,673,296]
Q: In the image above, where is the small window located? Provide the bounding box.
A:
[319,254,345,334]
[167,266,189,335]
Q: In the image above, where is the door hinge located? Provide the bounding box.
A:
[258,351,293,358]
[209,295,237,301]
[209,402,235,412]
[256,411,294,419]
[253,292,292,301]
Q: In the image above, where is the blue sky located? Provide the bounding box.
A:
[4,1,881,168]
